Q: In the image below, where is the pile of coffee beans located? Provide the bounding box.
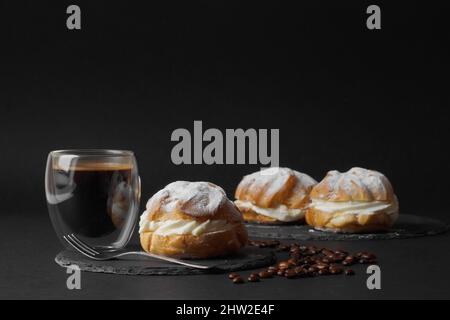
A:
[229,240,377,284]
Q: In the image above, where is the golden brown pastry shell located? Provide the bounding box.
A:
[140,195,248,258]
[235,169,316,210]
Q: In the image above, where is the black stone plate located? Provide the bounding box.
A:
[55,246,275,276]
[246,214,449,241]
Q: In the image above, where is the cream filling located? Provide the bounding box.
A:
[139,212,232,236]
[234,200,306,222]
[310,198,399,215]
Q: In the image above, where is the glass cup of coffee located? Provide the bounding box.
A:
[45,150,141,250]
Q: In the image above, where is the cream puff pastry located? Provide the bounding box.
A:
[139,181,248,258]
[306,167,399,233]
[235,167,317,224]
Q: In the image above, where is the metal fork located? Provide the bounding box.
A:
[63,234,221,271]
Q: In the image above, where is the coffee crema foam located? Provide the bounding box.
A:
[53,162,134,171]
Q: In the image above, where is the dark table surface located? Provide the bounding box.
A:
[1,212,450,300]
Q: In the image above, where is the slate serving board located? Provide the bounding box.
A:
[55,246,276,275]
[246,214,449,241]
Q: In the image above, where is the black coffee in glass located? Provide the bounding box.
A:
[46,150,140,250]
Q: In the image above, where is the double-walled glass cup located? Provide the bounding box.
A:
[45,150,140,250]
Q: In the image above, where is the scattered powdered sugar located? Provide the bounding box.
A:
[322,167,392,200]
[242,167,317,198]
[146,181,227,216]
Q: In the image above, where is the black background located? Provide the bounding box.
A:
[1,0,450,300]
[0,1,450,218]
[2,1,449,220]
[0,1,450,216]
[2,1,450,218]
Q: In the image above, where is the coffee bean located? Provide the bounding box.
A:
[356,252,376,260]
[249,240,260,247]
[239,245,377,284]
[268,266,279,273]
[321,257,332,264]
[361,253,376,260]
[318,269,330,276]
[248,274,260,282]
[302,257,314,265]
[332,254,345,262]
[329,267,343,275]
[266,240,280,248]
[345,269,355,276]
[277,270,286,276]
[359,259,369,264]
[300,264,310,269]
[343,256,355,265]
[315,263,329,270]
[259,271,273,279]
[307,267,318,276]
[294,266,305,274]
[290,253,302,260]
[288,258,299,266]
[249,240,280,248]
[285,269,298,279]
[267,270,277,276]
[233,277,244,284]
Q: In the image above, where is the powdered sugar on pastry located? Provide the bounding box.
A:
[145,181,227,217]
[235,167,317,223]
[237,167,317,205]
[313,167,394,202]
[306,167,399,233]
[244,167,316,196]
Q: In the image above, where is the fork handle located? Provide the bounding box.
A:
[115,251,213,270]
